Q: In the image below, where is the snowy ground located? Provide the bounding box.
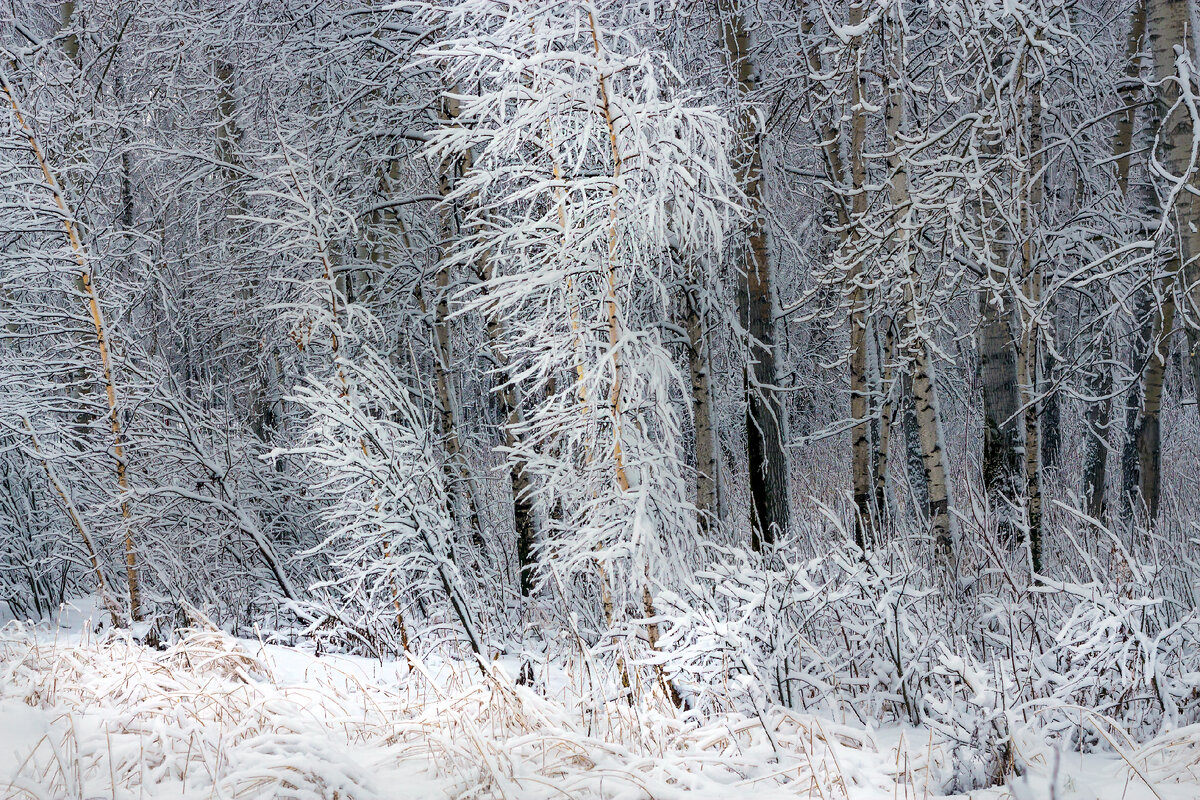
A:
[1,603,1197,799]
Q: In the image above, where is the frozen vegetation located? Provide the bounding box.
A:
[3,602,1200,799]
[3,0,1200,797]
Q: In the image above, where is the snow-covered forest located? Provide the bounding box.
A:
[2,0,1200,797]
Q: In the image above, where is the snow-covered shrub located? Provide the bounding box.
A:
[0,452,74,621]
[923,645,1016,792]
[1025,579,1200,740]
[286,348,484,662]
[655,529,946,724]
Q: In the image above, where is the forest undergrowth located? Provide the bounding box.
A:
[6,480,1200,799]
[0,599,1196,800]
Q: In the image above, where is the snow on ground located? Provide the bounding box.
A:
[0,603,1197,799]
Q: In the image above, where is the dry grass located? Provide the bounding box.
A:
[7,621,1192,799]
[0,622,886,799]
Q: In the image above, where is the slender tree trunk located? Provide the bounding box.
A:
[363,161,416,643]
[719,0,790,551]
[1146,0,1200,414]
[588,15,683,707]
[847,41,873,550]
[1086,2,1146,520]
[434,95,485,551]
[474,252,537,596]
[1040,351,1061,470]
[1137,295,1174,519]
[1123,0,1200,523]
[442,121,536,593]
[1017,88,1044,573]
[1122,290,1155,519]
[801,7,876,548]
[214,59,280,447]
[59,2,79,62]
[979,289,1024,541]
[24,418,119,626]
[1,72,142,621]
[883,15,954,559]
[872,317,894,525]
[1017,334,1042,572]
[976,50,1025,545]
[898,371,931,514]
[910,343,953,556]
[685,281,722,533]
[1082,330,1113,520]
[57,1,96,456]
[508,420,536,597]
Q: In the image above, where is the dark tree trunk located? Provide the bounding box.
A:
[1082,333,1112,520]
[900,373,932,518]
[979,294,1024,540]
[720,0,790,550]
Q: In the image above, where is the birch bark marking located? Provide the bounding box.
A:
[873,319,894,524]
[1137,297,1174,518]
[1134,0,1200,522]
[685,279,723,533]
[1017,83,1045,573]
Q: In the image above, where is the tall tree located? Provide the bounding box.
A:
[718,0,790,550]
[882,11,954,559]
[1085,1,1147,521]
[1,70,142,620]
[1145,0,1200,413]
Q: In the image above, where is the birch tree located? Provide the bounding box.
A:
[428,0,735,700]
[717,0,790,551]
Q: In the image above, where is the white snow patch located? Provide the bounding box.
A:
[0,612,1197,799]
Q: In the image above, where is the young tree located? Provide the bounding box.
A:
[0,67,142,620]
[429,0,736,701]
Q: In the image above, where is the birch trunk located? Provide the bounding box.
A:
[977,50,1025,544]
[979,290,1024,541]
[871,317,893,525]
[1122,290,1155,518]
[848,50,873,550]
[1040,354,1061,471]
[1137,298,1174,519]
[474,252,537,596]
[1018,88,1044,573]
[1125,0,1198,522]
[24,418,119,626]
[1086,2,1146,520]
[883,32,954,559]
[1083,331,1113,520]
[1,72,142,621]
[588,15,683,707]
[1146,0,1200,416]
[899,371,932,517]
[685,281,722,533]
[435,94,485,550]
[719,0,790,551]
